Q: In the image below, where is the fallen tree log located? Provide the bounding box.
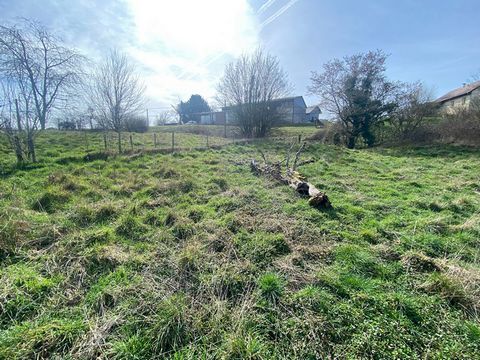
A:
[250,159,332,209]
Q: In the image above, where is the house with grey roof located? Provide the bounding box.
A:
[435,81,480,113]
[222,96,317,124]
[305,105,322,122]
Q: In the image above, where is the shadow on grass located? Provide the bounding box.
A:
[0,161,47,178]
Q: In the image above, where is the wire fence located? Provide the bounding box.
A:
[0,125,319,169]
[34,125,315,154]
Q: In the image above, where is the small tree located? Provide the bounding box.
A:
[176,95,211,123]
[216,48,291,138]
[309,50,398,148]
[90,49,145,153]
[156,110,176,125]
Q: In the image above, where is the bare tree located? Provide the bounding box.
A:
[0,80,24,163]
[0,20,85,130]
[90,49,146,153]
[156,110,176,125]
[216,48,291,138]
[0,74,41,163]
[390,82,438,137]
[309,50,398,148]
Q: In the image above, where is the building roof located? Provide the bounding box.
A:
[306,105,321,114]
[222,95,306,110]
[435,81,480,103]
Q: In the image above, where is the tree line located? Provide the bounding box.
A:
[0,20,146,160]
[1,19,478,164]
[217,49,456,147]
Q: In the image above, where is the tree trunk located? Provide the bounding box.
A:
[14,99,23,132]
[347,135,356,149]
[362,128,375,147]
[13,135,24,164]
[250,160,331,209]
[27,136,36,162]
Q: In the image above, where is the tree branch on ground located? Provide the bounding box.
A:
[250,142,331,209]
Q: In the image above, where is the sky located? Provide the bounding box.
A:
[1,0,479,116]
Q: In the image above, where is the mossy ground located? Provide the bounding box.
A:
[0,126,479,359]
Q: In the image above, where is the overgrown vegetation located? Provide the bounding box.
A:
[0,128,479,358]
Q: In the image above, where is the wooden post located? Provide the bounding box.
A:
[206,134,209,148]
[154,133,157,148]
[171,131,175,153]
[298,134,302,143]
[129,134,133,150]
[103,133,107,150]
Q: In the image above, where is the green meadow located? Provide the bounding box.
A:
[0,127,479,359]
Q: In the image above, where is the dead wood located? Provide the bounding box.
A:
[250,143,331,209]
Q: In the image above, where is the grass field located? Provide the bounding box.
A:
[0,128,479,358]
[0,125,319,170]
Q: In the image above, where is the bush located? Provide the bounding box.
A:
[435,114,480,146]
[124,116,149,133]
[401,116,480,146]
[258,272,284,303]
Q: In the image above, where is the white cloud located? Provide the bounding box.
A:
[125,0,260,108]
[260,0,300,29]
[258,0,278,15]
[0,0,301,111]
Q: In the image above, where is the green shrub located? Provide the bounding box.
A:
[258,272,284,303]
[223,332,269,360]
[149,294,190,354]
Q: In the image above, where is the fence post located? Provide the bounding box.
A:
[206,134,209,148]
[154,133,157,148]
[103,133,107,150]
[298,134,302,143]
[171,131,175,153]
[129,134,133,150]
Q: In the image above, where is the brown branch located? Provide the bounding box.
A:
[292,142,306,171]
[250,148,331,209]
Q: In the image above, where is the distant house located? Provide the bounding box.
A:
[305,105,322,122]
[222,96,311,124]
[199,111,226,125]
[435,81,480,113]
